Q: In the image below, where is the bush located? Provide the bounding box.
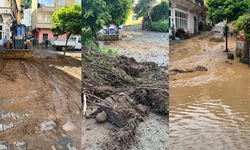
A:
[150,19,169,32]
[209,37,225,42]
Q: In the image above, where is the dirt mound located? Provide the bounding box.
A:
[82,46,169,150]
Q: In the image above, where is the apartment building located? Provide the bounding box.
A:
[0,0,23,45]
[31,0,81,44]
[169,0,205,35]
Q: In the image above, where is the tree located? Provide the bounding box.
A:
[51,4,81,57]
[82,0,132,46]
[151,1,169,22]
[133,0,157,18]
[233,14,250,58]
[207,0,250,52]
[22,0,32,8]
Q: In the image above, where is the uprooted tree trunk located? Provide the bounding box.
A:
[63,32,71,57]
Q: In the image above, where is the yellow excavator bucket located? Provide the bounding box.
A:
[1,50,34,59]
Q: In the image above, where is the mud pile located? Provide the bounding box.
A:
[82,46,169,150]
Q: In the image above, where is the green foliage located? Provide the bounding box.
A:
[209,37,225,42]
[141,1,169,32]
[22,0,31,8]
[233,14,250,38]
[96,47,119,55]
[133,0,157,18]
[206,0,250,24]
[51,4,81,36]
[150,19,169,32]
[82,0,132,45]
[151,1,169,22]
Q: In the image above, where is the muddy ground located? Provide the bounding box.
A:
[82,25,169,150]
[169,28,240,86]
[0,48,81,149]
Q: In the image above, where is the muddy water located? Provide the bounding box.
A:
[170,76,250,149]
[170,32,250,149]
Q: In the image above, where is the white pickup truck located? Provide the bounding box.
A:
[51,36,81,51]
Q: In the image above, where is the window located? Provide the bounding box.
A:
[133,15,138,21]
[69,37,76,41]
[0,26,2,31]
[175,10,188,30]
[39,0,55,6]
[59,0,67,5]
[43,34,48,41]
[75,0,81,6]
[42,15,51,23]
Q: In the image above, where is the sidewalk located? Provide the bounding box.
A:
[169,31,208,46]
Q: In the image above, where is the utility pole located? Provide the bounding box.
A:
[225,19,228,52]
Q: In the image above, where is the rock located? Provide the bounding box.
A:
[228,53,234,59]
[85,114,90,119]
[96,111,108,123]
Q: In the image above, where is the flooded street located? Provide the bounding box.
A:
[170,31,250,149]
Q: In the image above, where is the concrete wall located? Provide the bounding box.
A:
[125,11,143,26]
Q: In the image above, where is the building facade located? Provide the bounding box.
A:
[169,0,204,35]
[21,8,32,26]
[0,0,23,45]
[31,0,81,44]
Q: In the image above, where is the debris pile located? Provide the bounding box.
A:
[82,45,169,150]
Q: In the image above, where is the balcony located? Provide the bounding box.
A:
[186,0,204,8]
[37,6,55,12]
[36,21,54,29]
[0,7,15,20]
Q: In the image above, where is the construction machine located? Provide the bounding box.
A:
[0,21,34,59]
[97,25,123,41]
